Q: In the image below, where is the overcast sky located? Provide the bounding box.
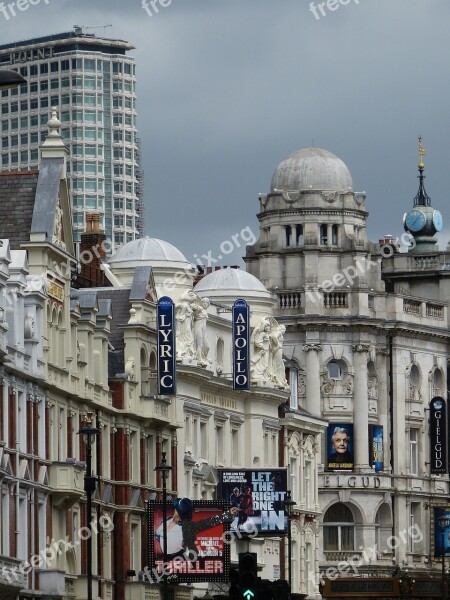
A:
[3,0,450,265]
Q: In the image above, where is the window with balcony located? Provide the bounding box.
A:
[323,503,355,551]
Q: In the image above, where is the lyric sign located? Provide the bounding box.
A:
[157,296,176,395]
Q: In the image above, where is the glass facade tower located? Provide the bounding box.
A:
[0,29,144,248]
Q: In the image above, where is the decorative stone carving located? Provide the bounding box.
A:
[270,323,289,390]
[250,317,272,385]
[52,199,66,250]
[175,289,197,362]
[303,343,323,352]
[352,343,371,354]
[24,314,35,340]
[250,317,290,388]
[368,378,379,399]
[125,357,136,381]
[192,297,210,367]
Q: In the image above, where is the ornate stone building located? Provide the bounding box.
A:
[0,112,325,600]
[245,145,450,598]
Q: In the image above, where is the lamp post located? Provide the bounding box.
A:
[0,69,26,90]
[78,412,99,600]
[284,490,296,590]
[398,567,414,600]
[155,452,172,600]
[438,516,450,600]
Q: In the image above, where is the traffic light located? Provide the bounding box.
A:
[229,568,240,600]
[238,552,258,600]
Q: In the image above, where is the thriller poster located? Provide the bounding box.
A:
[147,500,230,583]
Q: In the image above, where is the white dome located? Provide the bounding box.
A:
[271,147,353,193]
[109,237,189,265]
[195,268,270,297]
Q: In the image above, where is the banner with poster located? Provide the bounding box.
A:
[430,397,447,474]
[434,507,450,557]
[327,424,354,471]
[218,469,288,536]
[157,296,176,395]
[368,425,384,472]
[147,500,230,583]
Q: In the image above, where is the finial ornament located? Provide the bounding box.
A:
[418,136,425,170]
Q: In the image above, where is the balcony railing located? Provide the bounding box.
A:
[323,292,348,308]
[278,292,301,310]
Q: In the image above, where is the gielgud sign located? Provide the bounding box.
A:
[430,397,447,475]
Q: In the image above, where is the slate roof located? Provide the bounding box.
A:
[95,287,131,378]
[0,171,39,250]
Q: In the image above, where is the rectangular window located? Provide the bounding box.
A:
[29,65,38,76]
[129,431,136,481]
[40,80,48,92]
[305,461,312,508]
[29,81,38,93]
[51,79,59,90]
[231,427,239,466]
[50,61,59,72]
[200,421,207,458]
[61,60,70,71]
[145,435,154,485]
[30,99,38,110]
[216,424,224,464]
[410,429,419,475]
[289,370,298,409]
[40,63,48,74]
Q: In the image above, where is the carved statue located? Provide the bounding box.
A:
[250,317,272,384]
[52,201,66,250]
[270,323,289,389]
[175,289,197,362]
[192,297,210,367]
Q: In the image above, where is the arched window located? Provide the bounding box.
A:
[216,338,224,374]
[328,360,343,380]
[323,503,354,551]
[332,225,338,245]
[320,224,328,245]
[433,368,444,396]
[296,225,304,246]
[149,352,157,395]
[285,226,292,247]
[140,347,149,396]
[409,364,421,400]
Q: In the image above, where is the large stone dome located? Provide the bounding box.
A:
[271,147,353,193]
[195,268,269,296]
[109,237,189,266]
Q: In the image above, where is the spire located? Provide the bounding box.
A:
[40,107,69,177]
[413,136,431,206]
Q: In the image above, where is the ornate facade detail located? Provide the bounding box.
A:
[52,199,66,250]
[303,343,322,352]
[352,343,371,354]
[250,316,289,389]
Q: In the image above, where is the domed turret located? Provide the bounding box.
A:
[271,147,353,193]
[107,237,195,293]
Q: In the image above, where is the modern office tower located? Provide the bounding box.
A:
[0,27,143,249]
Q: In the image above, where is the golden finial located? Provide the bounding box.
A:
[418,136,426,170]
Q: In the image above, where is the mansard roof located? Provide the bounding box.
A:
[0,170,38,249]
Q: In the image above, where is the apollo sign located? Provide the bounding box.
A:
[157,296,176,395]
[232,299,250,390]
[430,397,447,474]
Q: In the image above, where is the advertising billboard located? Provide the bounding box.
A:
[327,424,354,471]
[232,299,250,390]
[430,397,447,474]
[148,500,231,583]
[218,469,288,536]
[434,507,450,557]
[157,296,176,395]
[368,425,384,472]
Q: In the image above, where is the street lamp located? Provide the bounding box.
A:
[78,412,99,600]
[398,567,414,600]
[284,490,296,590]
[155,451,172,600]
[437,515,450,600]
[0,68,26,90]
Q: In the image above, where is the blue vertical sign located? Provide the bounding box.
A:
[430,397,447,474]
[157,296,176,395]
[232,299,250,390]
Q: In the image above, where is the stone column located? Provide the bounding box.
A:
[303,343,322,417]
[353,343,370,469]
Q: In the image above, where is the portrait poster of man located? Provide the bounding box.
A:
[218,469,288,536]
[148,499,232,583]
[327,423,354,471]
